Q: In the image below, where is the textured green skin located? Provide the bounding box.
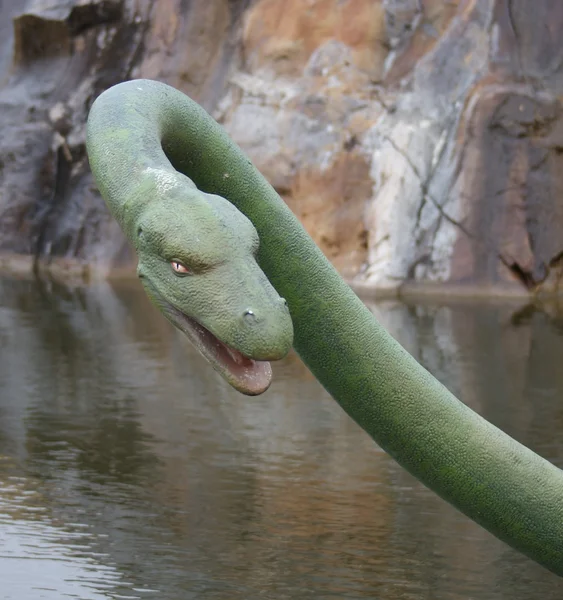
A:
[86,81,293,393]
[86,79,563,576]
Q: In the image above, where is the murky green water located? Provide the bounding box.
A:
[0,276,562,599]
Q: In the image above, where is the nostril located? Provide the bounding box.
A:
[281,298,288,309]
[243,309,256,323]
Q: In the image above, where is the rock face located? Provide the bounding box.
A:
[0,0,562,295]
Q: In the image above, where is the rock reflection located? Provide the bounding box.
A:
[0,278,561,598]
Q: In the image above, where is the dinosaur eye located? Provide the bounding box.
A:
[171,260,190,275]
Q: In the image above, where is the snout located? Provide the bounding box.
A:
[237,295,293,361]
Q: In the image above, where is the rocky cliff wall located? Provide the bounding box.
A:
[0,0,562,296]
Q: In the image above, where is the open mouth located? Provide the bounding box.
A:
[162,301,273,396]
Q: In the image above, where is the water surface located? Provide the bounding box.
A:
[0,277,562,599]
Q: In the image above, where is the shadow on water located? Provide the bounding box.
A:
[0,277,562,599]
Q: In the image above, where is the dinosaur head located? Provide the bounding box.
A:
[132,170,293,395]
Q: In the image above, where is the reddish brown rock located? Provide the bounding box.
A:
[242,0,387,78]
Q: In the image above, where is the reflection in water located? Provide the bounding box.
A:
[0,277,562,599]
[0,466,129,599]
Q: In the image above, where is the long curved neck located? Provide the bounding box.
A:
[87,79,563,576]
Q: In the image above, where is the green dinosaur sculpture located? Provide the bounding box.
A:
[86,79,563,576]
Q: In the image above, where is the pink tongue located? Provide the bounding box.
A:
[216,340,273,395]
[225,346,252,366]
